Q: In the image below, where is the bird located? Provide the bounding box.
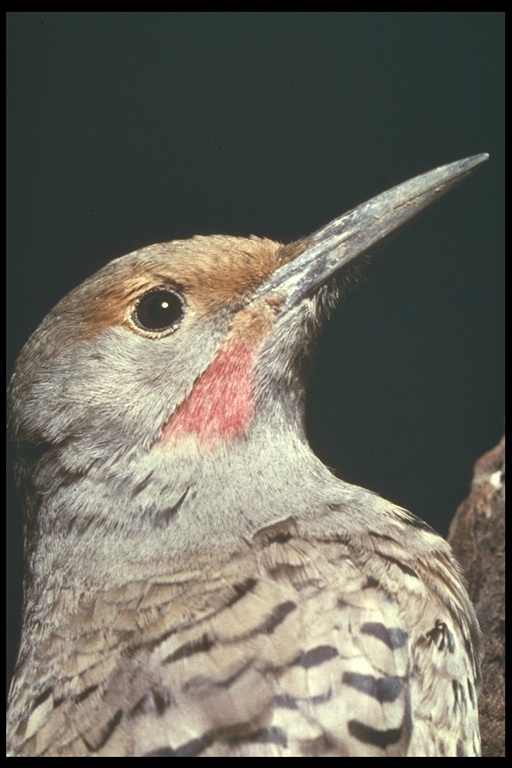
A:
[7,154,487,757]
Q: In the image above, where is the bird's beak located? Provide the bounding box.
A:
[254,153,488,312]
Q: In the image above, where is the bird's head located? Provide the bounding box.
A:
[9,155,488,560]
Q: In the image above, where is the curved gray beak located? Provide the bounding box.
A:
[255,153,488,311]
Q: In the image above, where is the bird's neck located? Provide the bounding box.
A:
[22,421,328,589]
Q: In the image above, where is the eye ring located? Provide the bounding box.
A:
[131,287,185,337]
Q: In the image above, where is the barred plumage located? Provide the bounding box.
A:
[7,512,481,756]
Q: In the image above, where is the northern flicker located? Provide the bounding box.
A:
[7,155,487,757]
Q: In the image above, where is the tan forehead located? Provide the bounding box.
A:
[73,234,304,337]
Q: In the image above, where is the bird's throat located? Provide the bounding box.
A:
[159,339,257,444]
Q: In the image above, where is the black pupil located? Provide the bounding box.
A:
[134,289,183,331]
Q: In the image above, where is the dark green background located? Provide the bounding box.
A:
[7,12,504,687]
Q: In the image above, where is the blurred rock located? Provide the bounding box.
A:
[448,436,505,757]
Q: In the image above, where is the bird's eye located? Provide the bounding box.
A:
[132,288,185,334]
